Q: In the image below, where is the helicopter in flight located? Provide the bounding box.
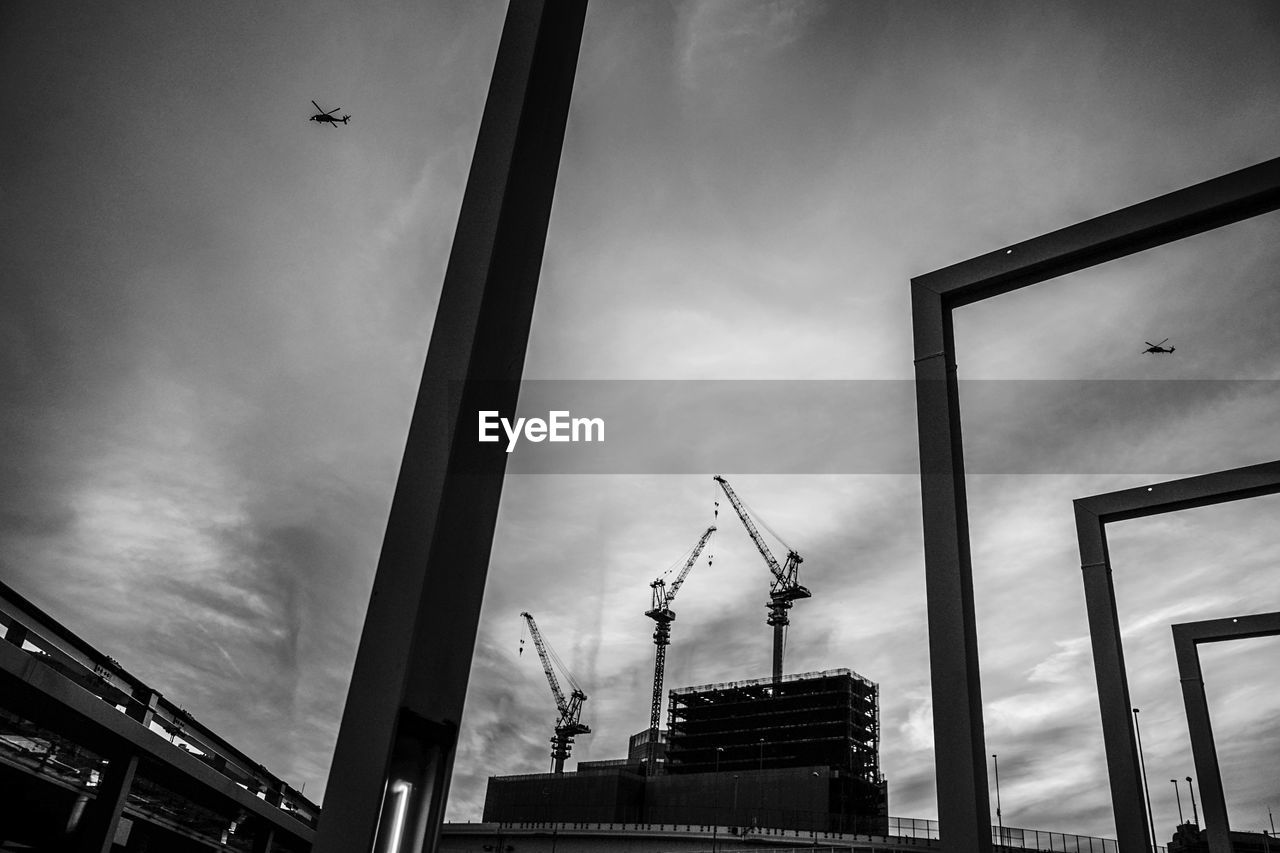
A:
[309,100,350,127]
[1142,338,1175,354]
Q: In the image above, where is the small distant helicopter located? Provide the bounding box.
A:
[309,100,350,127]
[1142,338,1175,354]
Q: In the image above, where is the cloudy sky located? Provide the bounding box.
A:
[3,0,1280,842]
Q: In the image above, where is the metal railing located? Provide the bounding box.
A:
[457,817,1165,853]
[888,817,1167,852]
[673,667,876,695]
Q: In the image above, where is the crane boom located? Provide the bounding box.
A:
[713,476,801,594]
[713,475,811,681]
[520,611,590,773]
[521,611,569,715]
[667,525,716,602]
[645,526,716,747]
[650,525,716,613]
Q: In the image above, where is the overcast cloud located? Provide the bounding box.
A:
[3,0,1279,842]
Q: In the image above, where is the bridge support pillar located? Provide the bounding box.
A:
[73,752,138,853]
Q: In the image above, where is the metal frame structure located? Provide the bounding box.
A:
[1171,611,1280,853]
[311,1,1280,848]
[912,160,1280,853]
[1072,462,1280,852]
[314,3,588,851]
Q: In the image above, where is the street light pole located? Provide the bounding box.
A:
[757,739,766,828]
[1186,777,1199,827]
[991,754,1003,843]
[1171,780,1184,824]
[713,747,724,853]
[1133,709,1157,852]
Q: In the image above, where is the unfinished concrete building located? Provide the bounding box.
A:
[664,668,885,831]
[483,669,887,835]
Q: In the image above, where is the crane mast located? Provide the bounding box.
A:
[713,475,811,681]
[520,611,590,773]
[644,525,716,764]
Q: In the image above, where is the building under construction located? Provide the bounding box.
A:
[483,669,887,835]
[667,669,880,776]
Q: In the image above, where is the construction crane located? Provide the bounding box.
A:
[644,525,716,758]
[713,475,811,681]
[519,611,590,774]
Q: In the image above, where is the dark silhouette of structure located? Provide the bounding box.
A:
[1168,823,1279,853]
[520,612,590,774]
[912,159,1280,853]
[1074,463,1280,853]
[1172,610,1280,853]
[644,525,716,765]
[714,476,811,682]
[313,3,588,851]
[482,669,887,835]
[297,0,1280,846]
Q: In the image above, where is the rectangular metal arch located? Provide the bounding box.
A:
[914,158,1280,306]
[1072,462,1280,852]
[1075,460,1280,522]
[1172,611,1280,853]
[912,159,1280,853]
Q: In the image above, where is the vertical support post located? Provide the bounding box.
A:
[66,794,91,834]
[74,753,138,853]
[313,3,587,852]
[912,283,991,853]
[1073,505,1153,853]
[4,620,29,647]
[252,824,276,853]
[127,688,159,727]
[1173,631,1232,853]
[771,618,785,682]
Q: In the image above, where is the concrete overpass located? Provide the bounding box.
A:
[0,578,317,852]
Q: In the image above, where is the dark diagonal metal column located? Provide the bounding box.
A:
[912,285,992,853]
[1173,631,1230,853]
[314,3,587,852]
